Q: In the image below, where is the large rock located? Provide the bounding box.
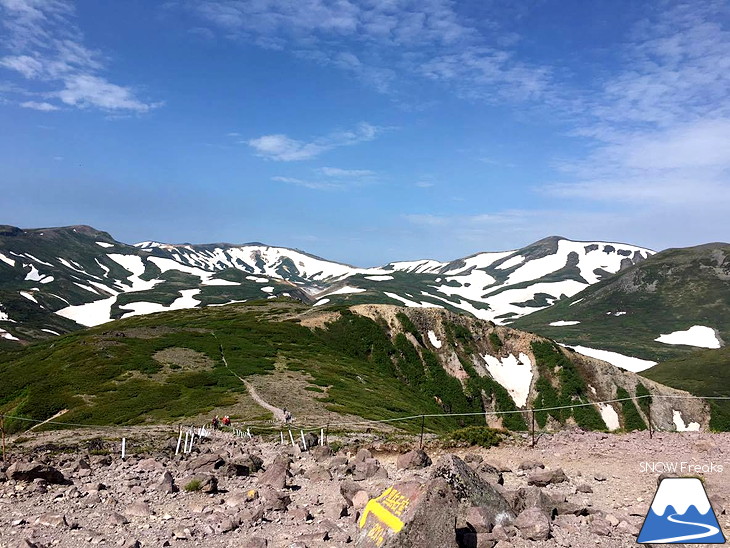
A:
[527,468,567,487]
[6,462,68,484]
[186,453,225,474]
[154,470,177,494]
[224,454,263,477]
[396,449,431,470]
[257,459,290,490]
[514,507,551,541]
[430,455,514,517]
[355,479,459,548]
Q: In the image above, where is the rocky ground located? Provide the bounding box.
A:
[1,427,728,548]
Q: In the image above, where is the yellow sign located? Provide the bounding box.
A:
[358,486,412,546]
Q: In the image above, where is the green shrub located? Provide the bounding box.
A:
[448,426,504,448]
[184,479,202,492]
[488,332,503,351]
[616,386,646,430]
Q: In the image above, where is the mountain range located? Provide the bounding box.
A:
[0,224,652,345]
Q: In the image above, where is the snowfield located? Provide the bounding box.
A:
[549,320,581,326]
[599,403,620,431]
[672,410,701,432]
[564,344,657,373]
[655,325,721,349]
[427,330,442,349]
[482,352,533,408]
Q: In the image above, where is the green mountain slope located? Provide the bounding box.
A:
[642,347,730,431]
[511,243,729,362]
[0,299,706,434]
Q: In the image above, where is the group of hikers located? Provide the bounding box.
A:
[211,408,292,429]
[211,415,231,430]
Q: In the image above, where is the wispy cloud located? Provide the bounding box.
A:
[248,122,381,161]
[176,0,550,100]
[545,3,730,214]
[272,165,376,190]
[0,0,158,112]
[20,100,59,111]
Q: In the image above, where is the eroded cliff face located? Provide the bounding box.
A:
[329,304,709,432]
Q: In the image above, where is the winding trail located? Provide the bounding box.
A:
[242,380,286,423]
[215,333,285,423]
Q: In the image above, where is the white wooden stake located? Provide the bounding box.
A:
[280,432,284,445]
[320,428,324,446]
[175,428,183,455]
[289,430,296,448]
[121,438,126,460]
[189,432,195,453]
[300,430,307,451]
[183,432,189,453]
[247,428,252,439]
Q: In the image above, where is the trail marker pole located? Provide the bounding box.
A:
[320,428,324,446]
[121,438,126,460]
[301,430,307,451]
[183,432,189,453]
[175,427,183,455]
[419,415,425,450]
[1,416,6,462]
[247,428,252,439]
[289,429,296,448]
[280,431,284,445]
[531,409,536,448]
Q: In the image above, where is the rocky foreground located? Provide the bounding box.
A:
[1,428,729,548]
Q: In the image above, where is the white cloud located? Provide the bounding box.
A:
[0,0,157,113]
[318,167,374,177]
[180,0,549,100]
[542,3,730,221]
[248,122,381,161]
[20,100,58,111]
[272,164,376,191]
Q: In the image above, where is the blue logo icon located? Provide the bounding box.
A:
[638,477,725,544]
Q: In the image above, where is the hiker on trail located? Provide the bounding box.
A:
[222,415,231,427]
[284,408,292,424]
[212,415,220,430]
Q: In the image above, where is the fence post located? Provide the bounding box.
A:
[280,431,284,445]
[320,428,324,446]
[175,427,183,455]
[531,409,536,448]
[419,415,425,450]
[301,430,307,451]
[289,429,296,448]
[1,415,6,462]
[121,438,126,460]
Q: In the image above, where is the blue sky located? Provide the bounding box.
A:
[1,0,728,266]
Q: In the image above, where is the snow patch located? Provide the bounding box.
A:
[655,325,721,349]
[201,278,240,286]
[365,275,394,281]
[569,298,583,306]
[314,298,330,306]
[19,291,38,304]
[565,344,657,372]
[319,286,367,298]
[0,253,15,267]
[549,320,581,326]
[427,330,442,349]
[96,241,114,248]
[246,276,269,283]
[41,329,60,335]
[0,328,19,341]
[384,292,443,309]
[496,255,525,270]
[672,410,701,432]
[599,404,620,431]
[482,352,533,407]
[261,286,275,293]
[120,289,201,319]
